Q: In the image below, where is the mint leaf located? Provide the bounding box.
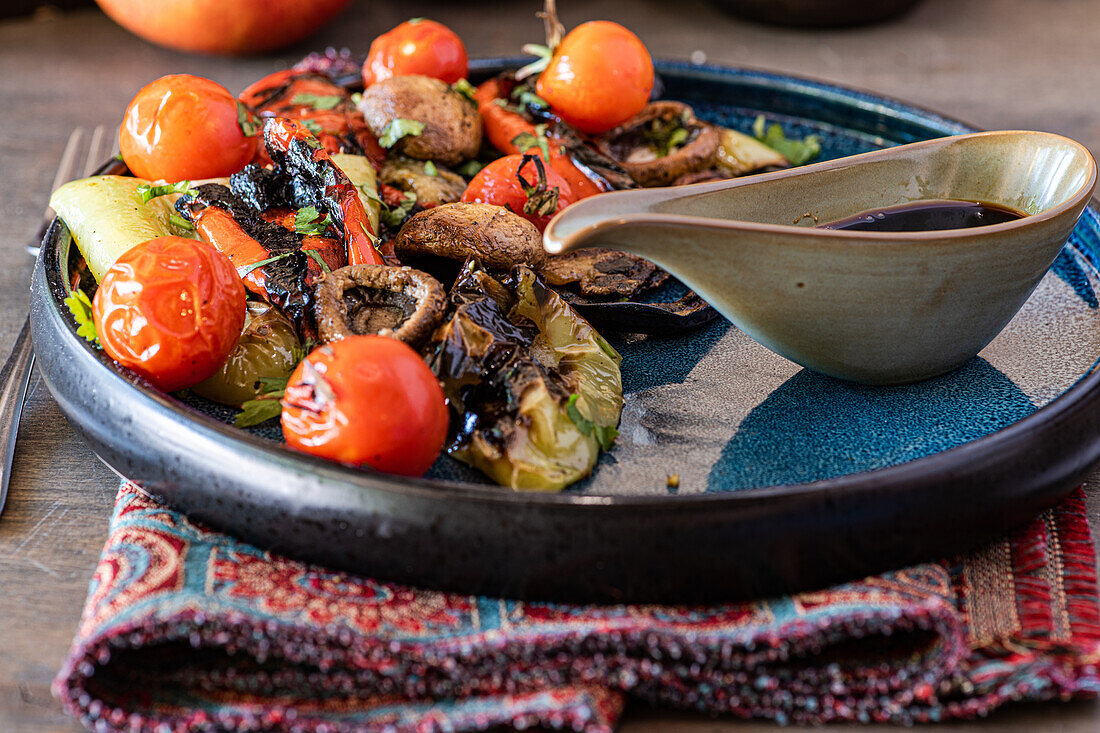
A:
[64,289,98,344]
[752,115,821,166]
[379,118,426,148]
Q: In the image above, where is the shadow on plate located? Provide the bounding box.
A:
[707,357,1036,492]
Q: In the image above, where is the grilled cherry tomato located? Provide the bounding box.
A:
[93,236,246,392]
[361,18,468,87]
[119,74,258,181]
[281,336,448,476]
[536,21,654,135]
[460,153,575,231]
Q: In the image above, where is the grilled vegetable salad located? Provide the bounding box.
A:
[50,3,818,490]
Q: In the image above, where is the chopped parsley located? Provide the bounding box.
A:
[511,123,551,160]
[380,191,418,228]
[294,206,332,236]
[752,115,821,166]
[457,159,485,178]
[565,394,619,451]
[422,160,438,176]
[300,119,323,135]
[236,101,260,137]
[237,251,294,278]
[302,248,331,272]
[452,78,477,102]
[136,180,198,203]
[378,118,426,148]
[290,93,343,110]
[64,289,98,345]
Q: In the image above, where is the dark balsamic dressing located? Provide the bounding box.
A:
[819,199,1026,232]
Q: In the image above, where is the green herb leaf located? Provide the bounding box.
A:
[644,113,692,158]
[256,375,289,393]
[113,153,124,162]
[408,16,424,24]
[359,221,383,253]
[303,247,332,272]
[237,251,295,278]
[290,93,343,110]
[350,92,363,106]
[234,396,283,428]
[423,160,438,176]
[457,160,485,178]
[300,119,323,136]
[752,115,821,166]
[452,78,477,102]
[380,191,418,228]
[565,394,618,451]
[378,118,426,148]
[168,213,194,231]
[236,101,260,137]
[511,123,551,160]
[64,289,98,344]
[510,85,549,111]
[136,180,197,203]
[357,182,382,203]
[294,206,332,236]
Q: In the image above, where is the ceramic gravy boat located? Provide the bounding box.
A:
[544,130,1097,384]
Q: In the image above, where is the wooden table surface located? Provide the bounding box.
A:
[1,0,1099,730]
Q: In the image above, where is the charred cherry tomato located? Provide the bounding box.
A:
[460,153,575,231]
[536,21,654,135]
[120,74,258,181]
[281,336,448,476]
[93,236,246,392]
[362,18,468,87]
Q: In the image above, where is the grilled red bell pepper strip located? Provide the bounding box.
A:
[474,78,607,200]
[264,117,386,267]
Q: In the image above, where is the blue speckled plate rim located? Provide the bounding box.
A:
[39,59,1100,509]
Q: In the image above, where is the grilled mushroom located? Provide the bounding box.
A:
[313,264,446,347]
[380,154,467,207]
[357,75,482,166]
[394,203,548,270]
[542,248,669,298]
[596,101,720,187]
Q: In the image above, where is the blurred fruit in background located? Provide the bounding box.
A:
[92,0,353,54]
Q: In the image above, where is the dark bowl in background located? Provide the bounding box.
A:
[716,0,924,28]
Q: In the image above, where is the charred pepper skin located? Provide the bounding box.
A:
[263,117,386,267]
[176,183,314,337]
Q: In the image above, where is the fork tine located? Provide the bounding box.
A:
[44,128,84,226]
[82,125,108,178]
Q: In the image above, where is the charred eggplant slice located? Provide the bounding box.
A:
[313,264,446,347]
[426,261,623,491]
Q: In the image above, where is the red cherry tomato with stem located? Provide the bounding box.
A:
[362,18,468,87]
[461,153,575,231]
[93,236,246,392]
[281,336,448,477]
[536,21,654,135]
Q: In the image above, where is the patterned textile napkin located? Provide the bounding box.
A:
[55,483,1100,731]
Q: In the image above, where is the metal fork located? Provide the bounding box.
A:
[0,125,115,516]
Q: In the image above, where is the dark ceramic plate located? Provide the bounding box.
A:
[30,61,1100,603]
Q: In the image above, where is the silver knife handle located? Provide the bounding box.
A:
[0,318,36,515]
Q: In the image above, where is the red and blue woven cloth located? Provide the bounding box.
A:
[54,483,1100,731]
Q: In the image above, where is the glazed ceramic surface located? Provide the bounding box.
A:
[545,131,1097,384]
[28,61,1100,601]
